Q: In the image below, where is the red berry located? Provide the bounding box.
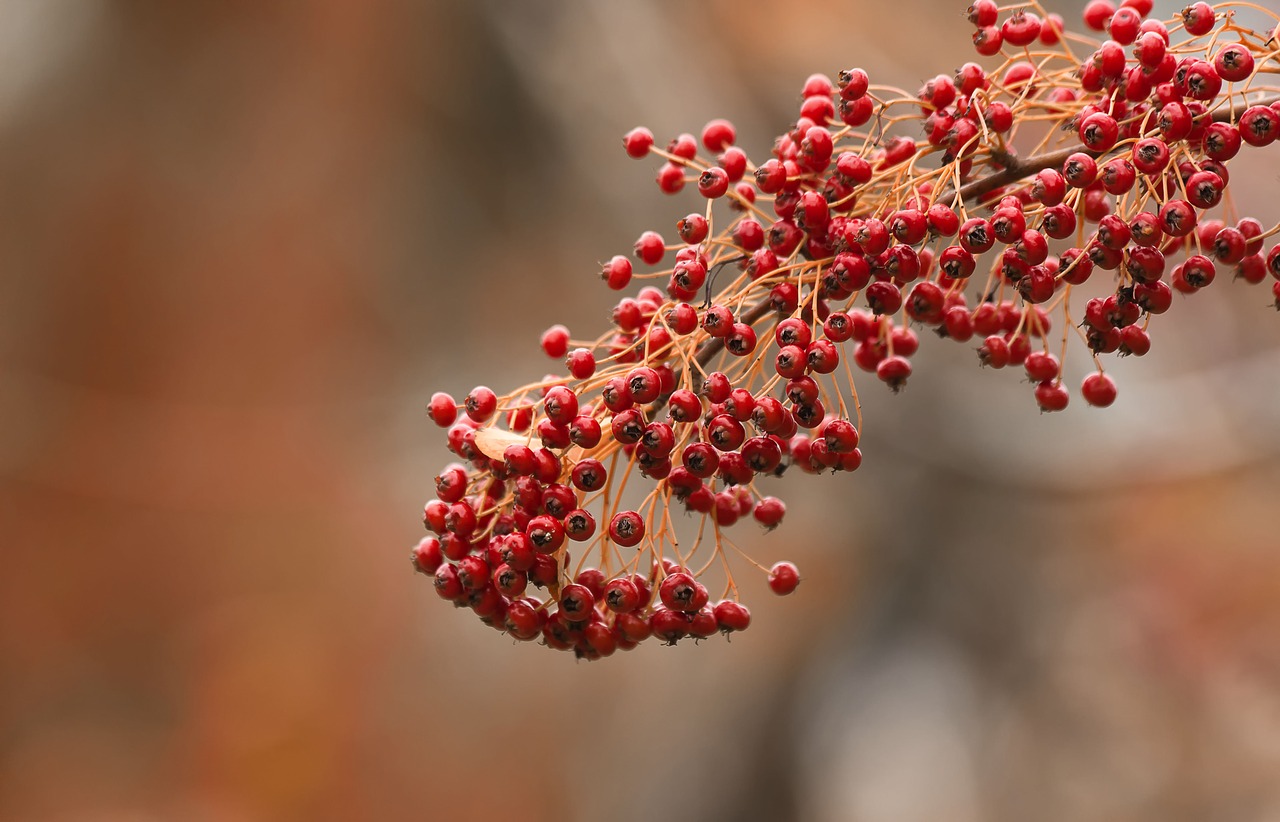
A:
[1034,380,1070,412]
[558,583,595,623]
[713,601,752,634]
[767,561,801,595]
[464,386,497,423]
[411,537,444,575]
[876,355,912,393]
[701,118,736,152]
[634,230,665,265]
[1081,372,1118,407]
[1083,0,1115,30]
[427,392,457,427]
[601,255,633,290]
[1181,2,1215,36]
[565,348,596,380]
[622,126,654,158]
[608,511,646,548]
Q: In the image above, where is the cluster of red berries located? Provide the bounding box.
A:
[413,0,1280,659]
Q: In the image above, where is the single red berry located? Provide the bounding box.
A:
[1108,6,1141,43]
[411,537,444,575]
[427,392,457,427]
[433,563,465,601]
[1083,0,1115,30]
[714,601,752,634]
[1119,325,1151,356]
[876,355,912,392]
[622,126,654,158]
[1180,2,1215,36]
[565,348,596,380]
[701,118,736,152]
[1062,153,1098,188]
[558,583,595,623]
[1081,372,1118,407]
[1239,105,1278,147]
[539,324,570,358]
[634,230,665,265]
[601,255,632,290]
[768,561,801,595]
[1002,11,1042,47]
[464,386,498,422]
[1213,43,1254,83]
[1024,351,1060,383]
[1034,380,1070,412]
[972,25,1003,56]
[609,510,646,547]
[659,572,708,613]
[655,161,685,194]
[697,166,730,198]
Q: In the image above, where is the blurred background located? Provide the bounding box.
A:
[3,1,1280,820]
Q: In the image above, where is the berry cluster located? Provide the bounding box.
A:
[413,1,1280,659]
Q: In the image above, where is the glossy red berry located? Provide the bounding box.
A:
[701,118,736,152]
[1081,372,1118,407]
[767,561,801,595]
[1034,380,1070,412]
[608,511,646,547]
[622,126,654,158]
[427,392,457,427]
[1180,2,1215,36]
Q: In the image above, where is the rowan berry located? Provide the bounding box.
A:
[622,126,654,158]
[634,231,666,265]
[720,146,748,182]
[714,601,752,634]
[1081,372,1118,407]
[433,563,465,601]
[697,167,730,198]
[656,162,685,194]
[701,118,736,152]
[1079,112,1120,152]
[1119,325,1151,356]
[876,355,912,392]
[1239,105,1278,147]
[768,561,801,595]
[608,511,645,548]
[556,584,594,623]
[601,255,632,290]
[866,281,903,315]
[411,537,444,576]
[1034,380,1070,412]
[1180,2,1215,36]
[1063,153,1098,188]
[650,609,690,644]
[676,213,709,245]
[725,323,758,356]
[973,25,1003,56]
[427,392,458,427]
[1159,199,1197,237]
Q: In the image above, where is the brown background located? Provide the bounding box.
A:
[4,2,1280,820]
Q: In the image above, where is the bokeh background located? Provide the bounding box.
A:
[4,1,1280,820]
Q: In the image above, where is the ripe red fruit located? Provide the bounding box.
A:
[1081,372,1118,407]
[622,126,654,158]
[701,118,736,152]
[768,561,801,595]
[427,392,457,427]
[608,511,646,547]
[714,601,752,634]
[1034,380,1070,412]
